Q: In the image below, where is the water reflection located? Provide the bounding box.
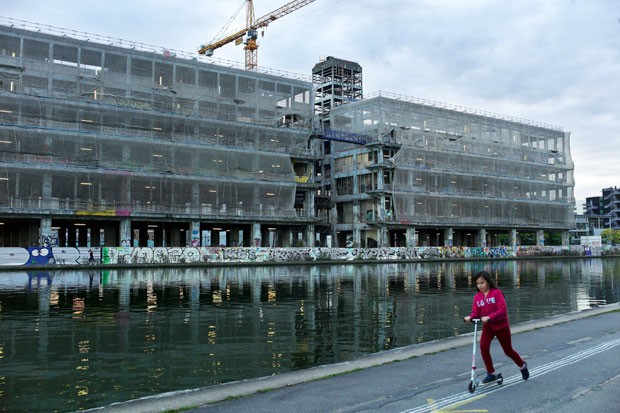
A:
[0,259,619,412]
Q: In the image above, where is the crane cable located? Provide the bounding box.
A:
[208,0,247,46]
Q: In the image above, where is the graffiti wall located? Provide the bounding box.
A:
[0,245,616,267]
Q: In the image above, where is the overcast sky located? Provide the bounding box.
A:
[3,0,619,205]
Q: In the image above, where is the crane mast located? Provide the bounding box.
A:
[198,0,316,71]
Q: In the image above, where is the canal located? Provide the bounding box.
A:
[1,258,619,412]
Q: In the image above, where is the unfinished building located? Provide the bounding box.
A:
[0,19,318,248]
[325,92,575,247]
[0,19,575,248]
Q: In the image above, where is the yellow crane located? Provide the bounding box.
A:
[198,0,317,71]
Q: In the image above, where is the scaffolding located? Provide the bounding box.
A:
[328,94,575,236]
[0,18,576,248]
[0,21,317,247]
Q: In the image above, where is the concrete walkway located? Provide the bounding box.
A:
[84,303,620,413]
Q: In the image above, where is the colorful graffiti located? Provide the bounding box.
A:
[0,245,617,267]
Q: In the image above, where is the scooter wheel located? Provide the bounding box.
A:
[468,381,476,393]
[497,373,503,385]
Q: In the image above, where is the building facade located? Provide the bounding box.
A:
[322,92,575,248]
[0,19,575,248]
[584,195,605,235]
[0,20,318,248]
[602,187,620,230]
[584,187,619,235]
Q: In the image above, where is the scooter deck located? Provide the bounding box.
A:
[468,373,503,393]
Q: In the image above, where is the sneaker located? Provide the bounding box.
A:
[520,362,529,380]
[482,373,497,384]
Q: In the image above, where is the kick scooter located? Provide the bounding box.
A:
[468,319,503,393]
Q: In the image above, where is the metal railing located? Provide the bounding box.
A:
[0,197,306,219]
[0,16,311,82]
[366,91,564,132]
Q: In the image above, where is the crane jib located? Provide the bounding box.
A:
[198,0,318,71]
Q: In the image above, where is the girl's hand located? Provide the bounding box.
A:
[463,316,471,323]
[481,316,490,323]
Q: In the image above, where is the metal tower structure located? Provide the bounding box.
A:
[312,56,363,121]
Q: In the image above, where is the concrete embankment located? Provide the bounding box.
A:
[84,302,620,413]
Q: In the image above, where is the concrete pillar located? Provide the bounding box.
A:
[120,146,131,209]
[329,207,338,246]
[306,224,315,247]
[120,176,130,210]
[353,202,361,247]
[303,188,315,246]
[283,228,292,247]
[536,229,545,246]
[353,202,360,224]
[353,227,361,247]
[40,217,52,245]
[305,190,315,218]
[377,166,385,188]
[561,230,569,246]
[191,221,200,247]
[252,223,261,247]
[376,196,385,224]
[120,218,131,246]
[378,226,387,247]
[406,227,417,248]
[42,174,52,198]
[511,229,517,249]
[444,227,453,247]
[192,183,200,210]
[479,229,487,247]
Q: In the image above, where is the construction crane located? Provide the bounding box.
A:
[198,0,316,71]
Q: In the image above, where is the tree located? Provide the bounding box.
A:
[601,229,620,245]
[544,231,563,246]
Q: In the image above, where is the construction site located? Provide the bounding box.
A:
[0,2,575,249]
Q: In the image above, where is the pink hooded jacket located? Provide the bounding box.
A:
[468,288,510,330]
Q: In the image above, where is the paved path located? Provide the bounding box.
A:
[86,303,620,413]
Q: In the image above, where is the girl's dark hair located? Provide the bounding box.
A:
[474,270,496,290]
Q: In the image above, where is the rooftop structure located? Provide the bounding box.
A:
[312,56,363,119]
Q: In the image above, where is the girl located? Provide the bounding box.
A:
[464,270,529,383]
